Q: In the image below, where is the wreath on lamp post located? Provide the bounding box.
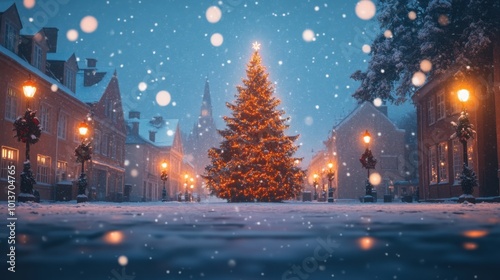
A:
[360,149,377,170]
[75,142,92,163]
[13,109,42,144]
[451,111,476,142]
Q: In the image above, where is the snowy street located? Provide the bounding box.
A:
[2,200,499,280]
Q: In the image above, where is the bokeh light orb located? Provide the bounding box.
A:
[206,6,222,23]
[210,33,224,47]
[420,59,432,72]
[80,16,98,33]
[373,98,383,107]
[369,172,382,186]
[23,0,35,9]
[302,29,315,42]
[66,29,79,41]
[118,255,128,266]
[156,90,172,106]
[304,116,314,126]
[138,82,147,91]
[51,84,58,92]
[408,11,417,20]
[384,30,393,38]
[355,0,376,20]
[362,44,371,54]
[412,71,426,86]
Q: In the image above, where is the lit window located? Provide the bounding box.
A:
[438,142,448,183]
[37,154,51,184]
[57,114,67,139]
[429,146,437,184]
[5,88,18,121]
[1,147,18,179]
[56,160,68,182]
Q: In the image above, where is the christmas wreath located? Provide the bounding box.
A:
[451,111,476,142]
[75,142,92,163]
[13,109,42,144]
[360,149,377,169]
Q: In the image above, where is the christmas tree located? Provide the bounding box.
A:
[205,42,304,202]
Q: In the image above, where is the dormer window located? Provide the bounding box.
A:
[33,44,43,70]
[4,21,18,52]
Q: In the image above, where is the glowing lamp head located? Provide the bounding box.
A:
[184,174,189,179]
[457,89,470,103]
[363,130,371,144]
[161,161,167,169]
[327,163,333,169]
[313,173,319,179]
[78,121,89,136]
[23,77,37,98]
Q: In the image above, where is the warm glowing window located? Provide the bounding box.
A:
[56,160,68,182]
[438,142,448,183]
[37,154,51,184]
[1,147,18,179]
[57,113,67,139]
[5,88,18,121]
[429,146,437,184]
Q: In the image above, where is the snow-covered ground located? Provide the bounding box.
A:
[1,200,499,280]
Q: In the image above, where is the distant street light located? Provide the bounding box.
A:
[451,88,477,203]
[160,161,169,202]
[15,75,41,202]
[75,121,92,203]
[313,173,319,201]
[359,130,377,203]
[326,163,335,203]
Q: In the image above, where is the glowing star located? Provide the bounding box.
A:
[252,42,261,51]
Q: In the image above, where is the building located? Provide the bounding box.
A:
[412,40,500,200]
[0,3,125,201]
[124,111,189,201]
[310,102,406,199]
[184,79,220,177]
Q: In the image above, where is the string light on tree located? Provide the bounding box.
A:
[205,42,305,202]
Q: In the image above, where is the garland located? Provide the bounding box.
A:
[13,109,42,144]
[451,111,476,142]
[360,149,377,169]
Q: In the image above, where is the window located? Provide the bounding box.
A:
[39,104,52,133]
[438,142,448,183]
[427,98,435,125]
[452,139,462,184]
[429,146,437,184]
[1,147,18,179]
[94,129,101,154]
[56,160,68,182]
[449,91,461,114]
[437,91,446,120]
[64,68,76,92]
[5,88,18,121]
[101,133,108,156]
[33,44,43,70]
[36,154,51,184]
[4,21,17,52]
[111,135,117,159]
[57,113,67,139]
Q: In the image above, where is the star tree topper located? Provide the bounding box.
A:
[252,41,261,51]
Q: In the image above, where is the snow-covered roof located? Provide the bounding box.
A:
[332,101,399,132]
[75,69,114,103]
[47,52,74,61]
[126,117,179,148]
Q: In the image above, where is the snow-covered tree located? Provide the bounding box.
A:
[204,44,305,202]
[351,0,500,104]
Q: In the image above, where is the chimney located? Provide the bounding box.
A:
[86,58,97,68]
[129,111,140,135]
[149,131,156,142]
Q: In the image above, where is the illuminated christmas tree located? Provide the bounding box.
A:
[205,42,304,202]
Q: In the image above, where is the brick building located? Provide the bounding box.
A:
[0,3,125,201]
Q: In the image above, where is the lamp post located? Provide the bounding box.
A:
[359,130,377,203]
[326,163,335,203]
[160,161,169,202]
[14,76,41,202]
[313,173,319,201]
[184,174,189,202]
[75,121,92,203]
[452,88,477,203]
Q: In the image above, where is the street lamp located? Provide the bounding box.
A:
[313,173,319,201]
[359,130,377,202]
[75,121,92,203]
[451,88,477,203]
[160,161,169,202]
[326,163,335,203]
[14,75,41,202]
[184,174,189,202]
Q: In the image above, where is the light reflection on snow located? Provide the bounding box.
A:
[358,236,375,250]
[103,230,125,244]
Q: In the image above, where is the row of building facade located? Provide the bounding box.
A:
[0,3,220,202]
